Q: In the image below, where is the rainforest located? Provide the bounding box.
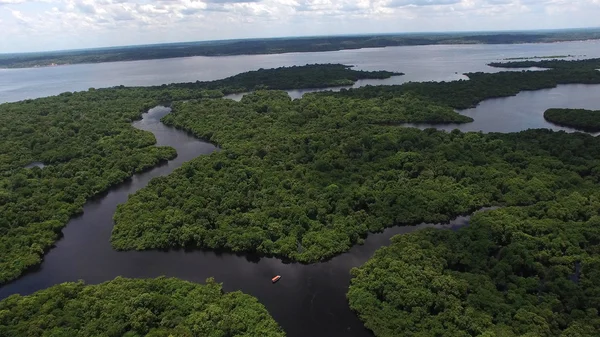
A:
[544,108,600,132]
[0,277,285,337]
[2,57,600,337]
[0,64,397,284]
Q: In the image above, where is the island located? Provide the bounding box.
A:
[544,108,600,132]
[488,57,600,70]
[2,29,600,69]
[0,277,285,336]
[348,195,600,336]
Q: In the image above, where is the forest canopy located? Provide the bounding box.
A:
[544,108,600,132]
[0,277,285,337]
[112,58,600,262]
[0,64,395,284]
[347,195,600,337]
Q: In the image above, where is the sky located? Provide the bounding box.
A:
[1,0,600,53]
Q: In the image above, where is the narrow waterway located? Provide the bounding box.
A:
[0,105,480,337]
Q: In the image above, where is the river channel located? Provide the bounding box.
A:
[0,105,476,337]
[2,40,600,336]
[2,81,600,336]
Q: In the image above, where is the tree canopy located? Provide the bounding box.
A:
[0,277,285,337]
[112,60,600,262]
[0,64,394,284]
[544,108,600,132]
[347,194,600,337]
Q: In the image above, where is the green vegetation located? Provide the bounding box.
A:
[0,277,285,337]
[3,30,600,68]
[326,64,600,109]
[0,64,393,284]
[504,55,575,60]
[347,194,600,336]
[112,59,600,262]
[179,64,401,91]
[488,57,600,70]
[343,57,600,337]
[544,108,600,132]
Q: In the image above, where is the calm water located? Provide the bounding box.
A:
[0,106,475,337]
[2,40,600,103]
[404,84,600,134]
[2,42,600,337]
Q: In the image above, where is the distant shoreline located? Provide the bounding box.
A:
[1,31,600,69]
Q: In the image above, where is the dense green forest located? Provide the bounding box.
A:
[112,59,600,262]
[347,195,600,336]
[2,30,600,68]
[544,108,600,132]
[0,277,285,337]
[0,64,393,284]
[178,64,401,91]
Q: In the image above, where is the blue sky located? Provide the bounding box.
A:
[1,0,600,53]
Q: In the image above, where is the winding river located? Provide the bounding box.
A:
[2,40,600,336]
[2,82,600,336]
[0,105,475,337]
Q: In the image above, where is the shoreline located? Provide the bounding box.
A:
[2,37,600,70]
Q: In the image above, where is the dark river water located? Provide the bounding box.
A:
[0,106,473,337]
[2,41,600,337]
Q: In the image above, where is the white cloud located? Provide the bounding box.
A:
[0,0,599,52]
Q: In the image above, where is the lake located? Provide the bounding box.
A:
[2,40,600,104]
[1,41,600,337]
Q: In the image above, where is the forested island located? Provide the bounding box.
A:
[112,58,600,263]
[348,196,600,336]
[0,277,285,336]
[2,29,600,68]
[544,108,600,132]
[0,64,396,284]
[488,57,600,70]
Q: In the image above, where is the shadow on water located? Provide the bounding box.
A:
[0,105,495,337]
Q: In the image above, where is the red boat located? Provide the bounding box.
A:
[271,275,281,283]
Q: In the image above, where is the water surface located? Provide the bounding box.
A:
[2,40,599,103]
[404,84,600,134]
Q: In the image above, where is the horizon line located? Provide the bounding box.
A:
[2,26,600,56]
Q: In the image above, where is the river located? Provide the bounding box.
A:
[2,40,600,104]
[2,42,600,337]
[0,106,475,337]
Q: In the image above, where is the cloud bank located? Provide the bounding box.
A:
[1,0,599,52]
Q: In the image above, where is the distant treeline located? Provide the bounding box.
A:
[544,108,600,132]
[180,64,402,91]
[489,57,600,70]
[2,29,600,68]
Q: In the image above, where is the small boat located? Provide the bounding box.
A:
[271,275,281,283]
